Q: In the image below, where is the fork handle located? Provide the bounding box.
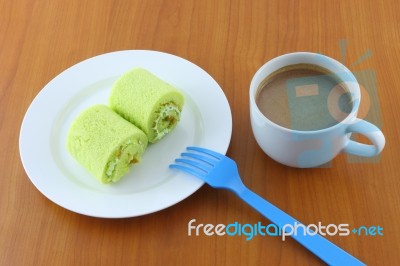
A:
[238,188,365,265]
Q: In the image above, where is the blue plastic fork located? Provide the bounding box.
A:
[170,146,365,266]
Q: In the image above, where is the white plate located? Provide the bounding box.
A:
[19,50,232,218]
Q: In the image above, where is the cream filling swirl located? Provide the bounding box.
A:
[153,102,181,141]
[105,140,144,182]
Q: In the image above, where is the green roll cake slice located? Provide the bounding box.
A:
[66,104,148,184]
[109,68,184,143]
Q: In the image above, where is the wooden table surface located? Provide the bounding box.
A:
[1,0,400,265]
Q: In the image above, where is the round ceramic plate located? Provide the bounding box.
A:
[19,50,232,218]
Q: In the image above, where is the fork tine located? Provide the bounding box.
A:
[175,158,211,173]
[187,146,224,160]
[181,152,217,166]
[169,164,206,179]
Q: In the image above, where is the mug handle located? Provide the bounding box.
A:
[343,119,385,157]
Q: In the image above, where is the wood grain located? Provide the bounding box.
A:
[1,0,400,265]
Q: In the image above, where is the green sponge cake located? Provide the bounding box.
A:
[109,68,184,143]
[66,104,148,183]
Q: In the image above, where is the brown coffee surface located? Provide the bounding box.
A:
[256,64,353,131]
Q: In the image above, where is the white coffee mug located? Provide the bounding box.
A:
[249,52,385,168]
